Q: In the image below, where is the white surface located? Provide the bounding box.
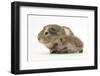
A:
[20,6,94,70]
[0,0,100,76]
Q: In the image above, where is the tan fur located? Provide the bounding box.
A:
[38,24,83,54]
[62,26,74,36]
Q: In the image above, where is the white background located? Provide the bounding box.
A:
[20,7,94,70]
[28,10,93,62]
[0,0,99,76]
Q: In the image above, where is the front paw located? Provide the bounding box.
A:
[50,50,57,54]
[79,49,83,53]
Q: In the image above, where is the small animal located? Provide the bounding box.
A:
[38,24,83,54]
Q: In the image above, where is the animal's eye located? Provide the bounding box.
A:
[45,32,48,35]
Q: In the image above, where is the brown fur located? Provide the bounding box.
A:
[38,24,83,54]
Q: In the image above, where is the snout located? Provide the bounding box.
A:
[37,34,43,43]
[38,37,44,43]
[37,32,49,43]
[37,34,41,41]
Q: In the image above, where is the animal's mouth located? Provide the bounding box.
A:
[38,38,49,44]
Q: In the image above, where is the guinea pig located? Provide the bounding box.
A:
[38,24,83,54]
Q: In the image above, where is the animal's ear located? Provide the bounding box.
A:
[62,26,74,36]
[47,24,61,34]
[48,27,57,33]
[48,26,59,33]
